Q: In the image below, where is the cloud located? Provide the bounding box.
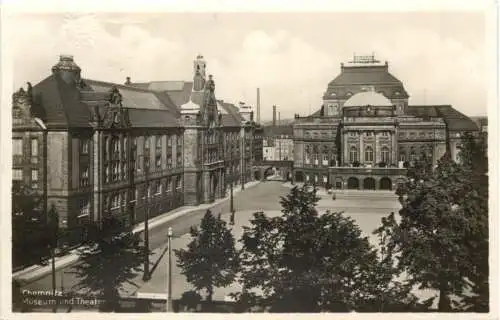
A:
[209,30,335,116]
[10,13,486,119]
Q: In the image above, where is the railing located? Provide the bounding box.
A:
[328,166,407,176]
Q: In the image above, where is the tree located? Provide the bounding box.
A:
[236,186,419,312]
[453,132,489,312]
[71,216,145,312]
[383,151,482,311]
[175,209,239,305]
[11,183,48,267]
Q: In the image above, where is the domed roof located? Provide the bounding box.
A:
[344,91,393,107]
[180,98,201,114]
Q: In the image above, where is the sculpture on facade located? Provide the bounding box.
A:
[109,86,123,106]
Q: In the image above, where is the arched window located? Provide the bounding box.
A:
[399,149,406,162]
[409,148,417,162]
[328,105,334,115]
[381,147,390,163]
[364,146,374,162]
[349,146,358,163]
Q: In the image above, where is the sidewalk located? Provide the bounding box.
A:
[13,180,261,283]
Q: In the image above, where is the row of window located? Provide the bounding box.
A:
[399,131,438,138]
[104,177,183,211]
[348,146,391,163]
[12,168,39,188]
[12,138,38,157]
[348,131,391,137]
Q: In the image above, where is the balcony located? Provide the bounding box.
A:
[328,166,407,176]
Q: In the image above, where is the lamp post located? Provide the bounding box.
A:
[229,147,235,225]
[166,227,173,312]
[34,118,57,311]
[143,135,151,281]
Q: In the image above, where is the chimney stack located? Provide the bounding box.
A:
[272,105,277,126]
[256,88,261,124]
[278,112,281,126]
[125,77,131,85]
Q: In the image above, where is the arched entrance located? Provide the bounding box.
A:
[254,170,261,181]
[347,177,360,189]
[264,167,273,179]
[380,177,392,190]
[363,177,376,190]
[295,171,304,183]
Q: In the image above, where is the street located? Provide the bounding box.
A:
[18,181,291,296]
[18,181,414,311]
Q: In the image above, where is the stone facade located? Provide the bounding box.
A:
[12,55,262,245]
[293,55,479,190]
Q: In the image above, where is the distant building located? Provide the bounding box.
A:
[12,54,262,244]
[262,125,294,161]
[293,54,479,190]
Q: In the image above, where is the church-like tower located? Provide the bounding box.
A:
[180,54,225,205]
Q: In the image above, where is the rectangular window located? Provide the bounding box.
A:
[13,138,23,156]
[176,176,182,189]
[111,194,120,210]
[31,169,39,188]
[80,165,89,187]
[166,178,172,192]
[156,154,161,168]
[80,139,89,154]
[177,152,182,167]
[167,135,173,147]
[167,155,173,168]
[31,138,38,157]
[13,169,22,180]
[79,199,90,218]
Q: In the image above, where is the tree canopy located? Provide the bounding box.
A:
[175,209,239,304]
[379,132,489,312]
[235,186,420,312]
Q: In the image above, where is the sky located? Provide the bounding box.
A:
[6,11,487,120]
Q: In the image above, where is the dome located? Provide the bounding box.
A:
[344,91,393,107]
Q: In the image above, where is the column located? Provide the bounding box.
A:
[375,132,380,164]
[343,131,348,165]
[392,130,397,166]
[359,132,364,165]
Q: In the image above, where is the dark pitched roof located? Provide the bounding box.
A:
[31,75,180,129]
[84,79,173,111]
[263,125,294,137]
[434,105,479,131]
[129,81,193,109]
[406,105,440,118]
[329,66,403,86]
[128,108,179,128]
[470,116,488,127]
[219,101,243,127]
[407,105,478,131]
[32,74,92,128]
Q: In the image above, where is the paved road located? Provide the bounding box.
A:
[19,182,290,297]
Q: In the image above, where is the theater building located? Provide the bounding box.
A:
[12,54,260,244]
[293,55,479,190]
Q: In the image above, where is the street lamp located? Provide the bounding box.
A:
[166,227,173,312]
[229,148,235,225]
[143,136,151,281]
[34,118,58,312]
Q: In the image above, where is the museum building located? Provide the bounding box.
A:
[292,55,479,190]
[12,54,261,243]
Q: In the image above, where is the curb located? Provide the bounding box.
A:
[13,180,261,283]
